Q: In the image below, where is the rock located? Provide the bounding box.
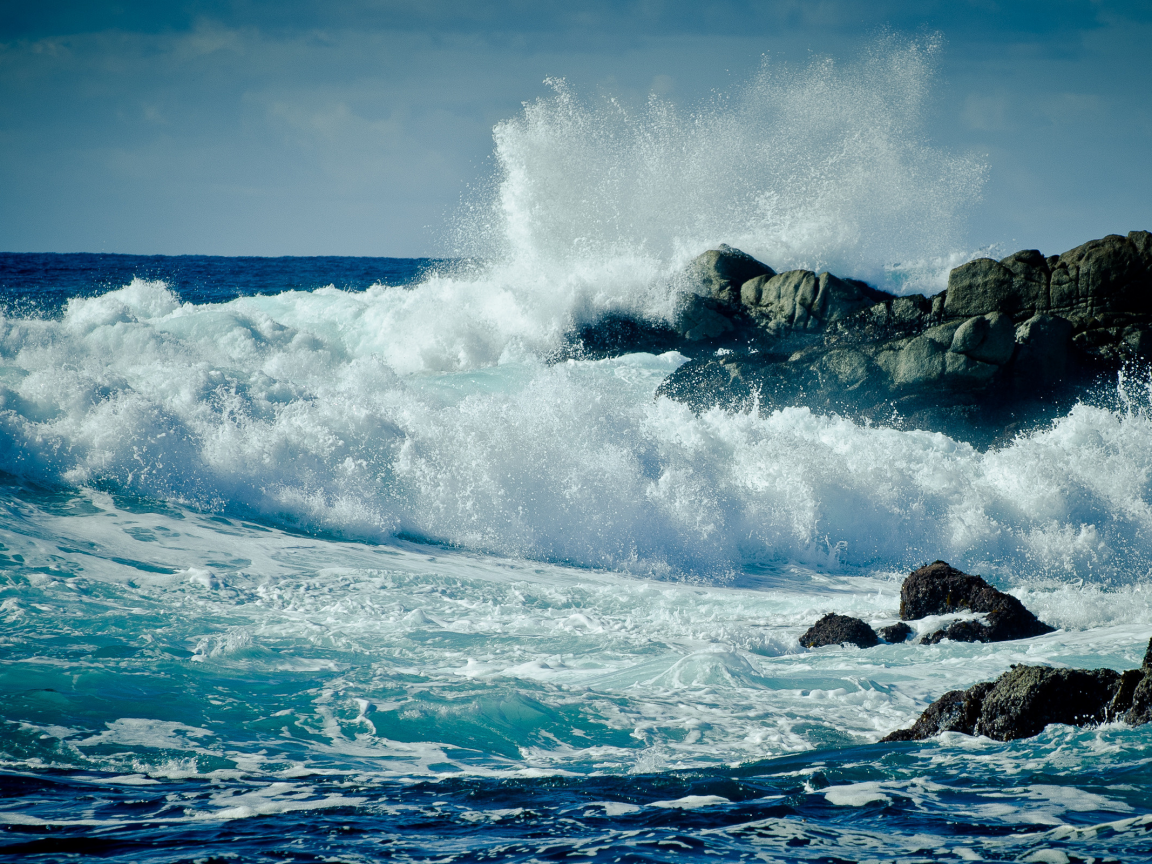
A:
[676,296,738,341]
[1012,314,1073,389]
[974,665,1120,741]
[899,561,1055,643]
[1107,668,1146,720]
[1048,233,1152,323]
[577,230,1152,448]
[950,312,1015,366]
[884,664,1131,743]
[685,245,774,308]
[1142,635,1152,669]
[879,622,913,643]
[881,681,994,741]
[944,251,1049,319]
[742,269,884,336]
[560,314,684,360]
[799,613,880,649]
[1127,674,1152,725]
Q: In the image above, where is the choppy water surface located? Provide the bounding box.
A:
[3,37,1151,863]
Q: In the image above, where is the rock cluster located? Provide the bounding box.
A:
[900,561,1054,644]
[566,230,1152,446]
[882,640,1152,742]
[798,561,1053,651]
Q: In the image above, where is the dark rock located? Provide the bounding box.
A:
[879,622,913,643]
[900,561,1055,643]
[560,314,684,360]
[1107,668,1146,720]
[1048,233,1152,324]
[800,613,880,649]
[1127,674,1152,725]
[884,664,1131,743]
[974,665,1121,741]
[1012,314,1073,390]
[1143,636,1152,669]
[881,681,994,742]
[562,231,1152,448]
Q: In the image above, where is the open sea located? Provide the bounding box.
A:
[2,42,1151,863]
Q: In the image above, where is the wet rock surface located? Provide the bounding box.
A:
[883,637,1152,743]
[879,622,913,643]
[799,613,880,649]
[567,230,1152,447]
[900,560,1055,643]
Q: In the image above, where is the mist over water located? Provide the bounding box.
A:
[455,35,986,299]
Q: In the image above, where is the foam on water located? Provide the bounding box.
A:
[1,279,1152,584]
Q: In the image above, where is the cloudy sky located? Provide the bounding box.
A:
[1,1,1149,257]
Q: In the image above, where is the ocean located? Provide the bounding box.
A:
[3,42,1151,863]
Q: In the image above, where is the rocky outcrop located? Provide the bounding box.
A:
[585,230,1152,446]
[899,561,1055,644]
[799,613,880,649]
[882,636,1152,743]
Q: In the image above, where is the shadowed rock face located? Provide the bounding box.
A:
[882,682,994,742]
[878,622,913,643]
[899,561,1055,643]
[799,613,880,649]
[882,637,1152,743]
[557,230,1152,447]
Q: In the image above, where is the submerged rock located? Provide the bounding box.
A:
[878,622,913,643]
[899,561,1054,643]
[799,613,880,649]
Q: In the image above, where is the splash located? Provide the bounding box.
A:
[454,34,986,296]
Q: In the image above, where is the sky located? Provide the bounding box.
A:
[0,1,1150,258]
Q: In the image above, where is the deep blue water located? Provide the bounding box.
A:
[0,252,441,315]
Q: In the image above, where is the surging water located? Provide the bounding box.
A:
[2,39,1150,864]
[456,34,986,298]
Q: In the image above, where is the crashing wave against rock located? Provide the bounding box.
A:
[882,639,1152,742]
[568,230,1152,446]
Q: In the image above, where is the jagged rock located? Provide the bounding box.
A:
[560,314,684,360]
[1107,669,1146,719]
[944,251,1049,319]
[799,613,880,649]
[741,270,886,336]
[578,231,1152,447]
[676,297,738,341]
[975,666,1120,741]
[1127,674,1152,725]
[879,622,913,643]
[1141,635,1152,669]
[899,561,1055,643]
[1048,232,1152,324]
[881,681,994,741]
[884,663,1140,743]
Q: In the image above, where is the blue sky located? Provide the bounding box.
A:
[0,1,1149,257]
